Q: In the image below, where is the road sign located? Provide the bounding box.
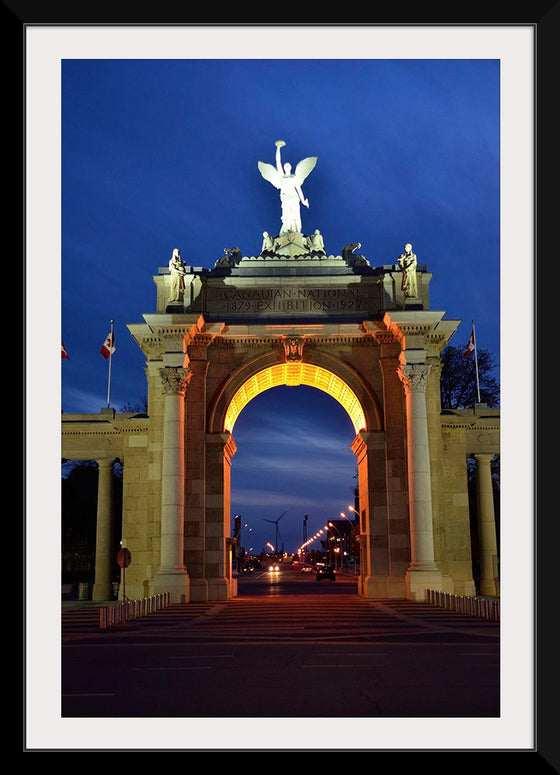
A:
[117,548,132,568]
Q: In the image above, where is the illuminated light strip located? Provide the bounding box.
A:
[224,363,366,435]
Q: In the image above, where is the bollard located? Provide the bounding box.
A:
[98,593,173,629]
[425,589,499,621]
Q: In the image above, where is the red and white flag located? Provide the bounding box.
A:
[61,340,69,360]
[463,327,475,358]
[100,328,116,359]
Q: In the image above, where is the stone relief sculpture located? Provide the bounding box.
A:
[397,243,418,298]
[168,248,187,303]
[283,335,304,362]
[258,140,317,235]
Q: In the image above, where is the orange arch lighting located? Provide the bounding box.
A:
[224,363,367,435]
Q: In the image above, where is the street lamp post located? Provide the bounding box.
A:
[327,522,343,571]
[341,510,360,573]
[341,508,359,529]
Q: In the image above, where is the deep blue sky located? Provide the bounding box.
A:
[61,56,501,555]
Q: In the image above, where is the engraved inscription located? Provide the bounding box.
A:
[206,285,375,314]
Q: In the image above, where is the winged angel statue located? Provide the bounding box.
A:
[258,140,318,235]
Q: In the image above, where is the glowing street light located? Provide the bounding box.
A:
[327,521,343,570]
[341,510,360,535]
[297,526,326,560]
[341,508,360,573]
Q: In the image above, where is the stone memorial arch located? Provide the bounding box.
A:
[61,142,500,605]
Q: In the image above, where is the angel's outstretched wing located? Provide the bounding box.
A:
[294,156,318,186]
[258,161,282,189]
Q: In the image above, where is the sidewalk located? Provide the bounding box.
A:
[62,599,117,610]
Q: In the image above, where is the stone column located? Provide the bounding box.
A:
[398,362,442,600]
[184,356,210,601]
[474,453,499,596]
[351,430,388,598]
[153,367,190,604]
[92,458,115,601]
[379,354,409,598]
[205,432,237,600]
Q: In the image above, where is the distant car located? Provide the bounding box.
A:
[316,564,336,581]
[268,564,280,572]
[242,564,254,573]
[301,565,314,574]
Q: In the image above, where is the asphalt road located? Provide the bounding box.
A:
[61,563,500,721]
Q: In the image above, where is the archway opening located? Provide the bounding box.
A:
[224,362,367,437]
[227,381,361,577]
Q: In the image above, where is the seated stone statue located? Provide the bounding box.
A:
[261,231,276,254]
[307,229,326,255]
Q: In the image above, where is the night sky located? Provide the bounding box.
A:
[27,24,534,753]
[57,50,504,555]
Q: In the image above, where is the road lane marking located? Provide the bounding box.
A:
[316,652,387,656]
[132,666,212,671]
[302,664,386,668]
[167,654,234,659]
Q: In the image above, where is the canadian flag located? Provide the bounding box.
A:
[463,327,475,358]
[61,340,69,360]
[100,328,116,359]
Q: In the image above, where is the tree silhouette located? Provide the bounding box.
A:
[119,396,148,414]
[440,345,500,409]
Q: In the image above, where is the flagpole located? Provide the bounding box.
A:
[472,320,481,404]
[106,320,114,408]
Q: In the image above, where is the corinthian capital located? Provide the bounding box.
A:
[160,366,191,395]
[398,363,431,393]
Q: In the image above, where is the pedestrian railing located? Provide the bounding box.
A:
[425,589,500,621]
[99,592,171,629]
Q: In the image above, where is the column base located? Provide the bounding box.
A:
[92,582,113,601]
[152,569,190,604]
[454,579,478,597]
[206,577,231,601]
[361,575,390,599]
[188,577,235,601]
[406,567,443,601]
[357,575,365,596]
[188,578,209,602]
[479,578,499,597]
[359,575,409,599]
[386,575,408,598]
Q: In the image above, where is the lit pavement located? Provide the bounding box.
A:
[62,564,499,718]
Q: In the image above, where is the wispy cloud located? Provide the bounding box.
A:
[233,449,354,479]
